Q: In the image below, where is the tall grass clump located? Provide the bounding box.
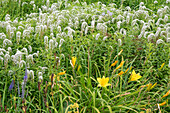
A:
[0,0,169,112]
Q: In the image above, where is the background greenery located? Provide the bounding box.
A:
[0,0,169,113]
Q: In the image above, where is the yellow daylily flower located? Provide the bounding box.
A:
[58,71,66,75]
[162,90,170,98]
[71,57,76,68]
[111,61,118,67]
[97,76,111,88]
[129,70,142,82]
[118,71,124,76]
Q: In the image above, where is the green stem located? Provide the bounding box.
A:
[39,91,41,110]
[2,76,7,111]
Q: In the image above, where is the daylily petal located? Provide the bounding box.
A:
[97,84,102,87]
[97,78,102,83]
[105,77,109,83]
[105,83,111,86]
[97,76,110,87]
[132,70,136,75]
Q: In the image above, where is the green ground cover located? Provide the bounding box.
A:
[0,0,170,112]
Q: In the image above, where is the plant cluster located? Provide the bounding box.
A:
[0,0,169,112]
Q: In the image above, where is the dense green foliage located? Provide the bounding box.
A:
[0,0,169,113]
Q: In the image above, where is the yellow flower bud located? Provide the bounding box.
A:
[77,65,81,71]
[118,71,124,76]
[115,61,124,70]
[159,100,167,106]
[58,71,66,75]
[159,63,165,70]
[111,61,118,67]
[71,57,76,68]
[125,68,129,73]
[162,90,170,98]
[118,49,123,56]
[150,82,157,90]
